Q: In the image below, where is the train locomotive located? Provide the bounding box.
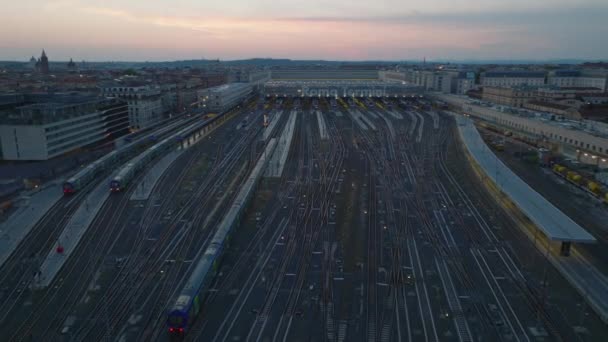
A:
[62,116,198,195]
[167,241,223,339]
[63,150,120,194]
[165,139,276,339]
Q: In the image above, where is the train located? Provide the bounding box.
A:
[110,117,214,192]
[62,117,197,195]
[166,139,277,339]
[330,98,337,108]
[166,240,223,339]
[552,164,608,200]
[63,150,121,194]
[0,200,12,215]
[110,143,168,192]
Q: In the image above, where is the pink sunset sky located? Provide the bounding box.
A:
[1,0,607,61]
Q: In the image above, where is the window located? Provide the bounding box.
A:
[169,315,184,325]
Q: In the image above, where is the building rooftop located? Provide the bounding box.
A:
[483,84,543,92]
[0,94,114,126]
[526,100,571,110]
[559,87,603,91]
[484,71,546,78]
[437,94,608,140]
[205,82,252,93]
[553,70,581,77]
[581,93,608,98]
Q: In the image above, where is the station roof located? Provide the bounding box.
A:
[456,115,596,243]
[483,71,546,78]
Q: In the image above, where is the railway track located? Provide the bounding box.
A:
[91,113,263,341]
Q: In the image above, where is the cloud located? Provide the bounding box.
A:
[2,0,608,60]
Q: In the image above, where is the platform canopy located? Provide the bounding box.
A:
[457,115,596,243]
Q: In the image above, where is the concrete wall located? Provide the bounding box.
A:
[0,125,48,160]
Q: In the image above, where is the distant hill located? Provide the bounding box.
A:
[1,58,604,70]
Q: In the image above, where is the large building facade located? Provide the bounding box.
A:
[436,94,608,168]
[480,71,546,87]
[262,80,422,98]
[198,83,252,113]
[481,86,538,107]
[270,69,378,80]
[0,95,129,160]
[547,70,608,92]
[101,85,163,130]
[380,69,476,94]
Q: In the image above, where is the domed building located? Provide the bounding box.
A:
[28,56,36,69]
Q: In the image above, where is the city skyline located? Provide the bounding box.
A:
[1,0,608,61]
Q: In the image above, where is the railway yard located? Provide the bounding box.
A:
[1,96,608,342]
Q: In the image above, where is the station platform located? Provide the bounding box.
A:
[0,182,63,267]
[266,111,297,178]
[454,114,608,323]
[263,110,284,141]
[34,176,111,288]
[455,114,595,246]
[316,111,329,140]
[131,150,183,201]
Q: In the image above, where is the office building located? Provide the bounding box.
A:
[0,94,129,160]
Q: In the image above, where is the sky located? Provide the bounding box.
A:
[1,0,607,61]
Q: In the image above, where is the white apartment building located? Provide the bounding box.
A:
[547,70,608,92]
[101,84,163,130]
[480,71,546,87]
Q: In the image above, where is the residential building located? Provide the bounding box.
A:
[452,71,477,94]
[160,83,178,114]
[548,70,608,92]
[481,86,538,107]
[101,84,163,130]
[480,70,545,87]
